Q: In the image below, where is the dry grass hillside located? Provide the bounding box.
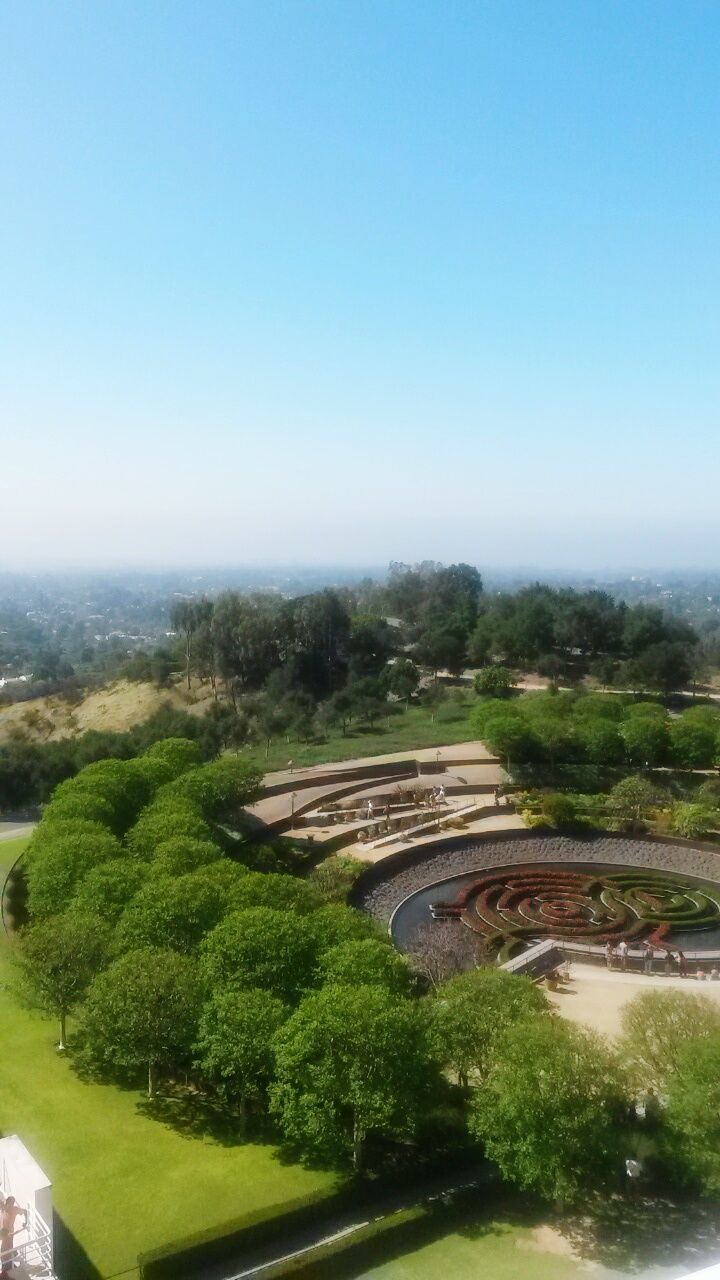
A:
[0,678,215,743]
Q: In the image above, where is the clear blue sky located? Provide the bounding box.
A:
[2,1,718,570]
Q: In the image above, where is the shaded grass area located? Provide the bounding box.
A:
[297,1195,584,1280]
[343,1190,720,1280]
[0,837,334,1279]
[239,703,478,774]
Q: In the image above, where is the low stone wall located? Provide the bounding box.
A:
[352,830,720,925]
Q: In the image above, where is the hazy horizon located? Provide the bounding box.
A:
[2,2,719,570]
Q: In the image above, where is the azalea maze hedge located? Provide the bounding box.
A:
[431,867,720,961]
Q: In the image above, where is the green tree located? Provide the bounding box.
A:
[666,1038,720,1194]
[223,869,319,915]
[348,617,396,680]
[473,667,517,698]
[414,625,468,678]
[271,984,434,1170]
[170,600,212,691]
[428,968,549,1087]
[577,719,624,767]
[307,855,365,904]
[70,858,147,924]
[469,706,538,769]
[200,908,317,1003]
[541,793,577,826]
[142,736,203,778]
[317,939,414,995]
[469,1018,626,1205]
[171,758,262,819]
[148,837,222,879]
[115,869,229,954]
[51,759,153,835]
[347,678,385,730]
[620,715,669,767]
[384,658,420,707]
[16,911,111,1048]
[669,717,718,769]
[81,947,201,1097]
[606,775,659,832]
[125,797,213,858]
[194,988,288,1134]
[27,827,123,918]
[671,802,718,839]
[316,689,354,739]
[635,641,693,697]
[305,904,381,955]
[618,990,720,1092]
[419,681,447,724]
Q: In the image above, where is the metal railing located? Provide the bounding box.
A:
[0,1160,56,1277]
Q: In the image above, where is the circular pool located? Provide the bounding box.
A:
[353,832,720,963]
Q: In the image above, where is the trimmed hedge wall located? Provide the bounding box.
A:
[138,1157,485,1279]
[138,1185,351,1280]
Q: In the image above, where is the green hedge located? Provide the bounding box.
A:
[138,1156,484,1279]
[138,1185,349,1279]
[259,1205,424,1280]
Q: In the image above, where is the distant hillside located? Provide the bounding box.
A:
[0,679,215,743]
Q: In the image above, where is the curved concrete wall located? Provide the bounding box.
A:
[352,829,720,924]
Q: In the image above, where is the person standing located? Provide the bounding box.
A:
[643,943,655,976]
[678,950,688,978]
[617,939,629,972]
[625,1157,642,1198]
[605,941,615,970]
[0,1197,27,1275]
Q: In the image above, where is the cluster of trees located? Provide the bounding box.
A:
[465,585,699,691]
[472,692,720,786]
[14,746,720,1199]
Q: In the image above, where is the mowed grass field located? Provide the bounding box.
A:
[0,835,334,1279]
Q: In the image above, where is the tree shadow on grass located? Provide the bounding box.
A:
[559,1191,720,1274]
[135,1090,267,1149]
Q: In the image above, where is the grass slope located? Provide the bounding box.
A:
[0,837,333,1280]
[241,703,477,773]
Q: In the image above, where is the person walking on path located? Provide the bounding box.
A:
[617,939,629,972]
[643,943,655,976]
[605,941,615,970]
[0,1196,27,1275]
[678,950,689,978]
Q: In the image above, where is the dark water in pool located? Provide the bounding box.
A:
[390,861,720,955]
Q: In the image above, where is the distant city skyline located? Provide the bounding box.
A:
[2,2,719,570]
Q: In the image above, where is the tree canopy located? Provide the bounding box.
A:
[469,1018,627,1204]
[618,990,720,1092]
[80,947,201,1097]
[271,983,435,1170]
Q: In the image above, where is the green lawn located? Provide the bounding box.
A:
[352,1218,584,1280]
[239,702,478,774]
[0,837,334,1280]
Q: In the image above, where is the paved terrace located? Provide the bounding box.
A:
[245,740,522,858]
